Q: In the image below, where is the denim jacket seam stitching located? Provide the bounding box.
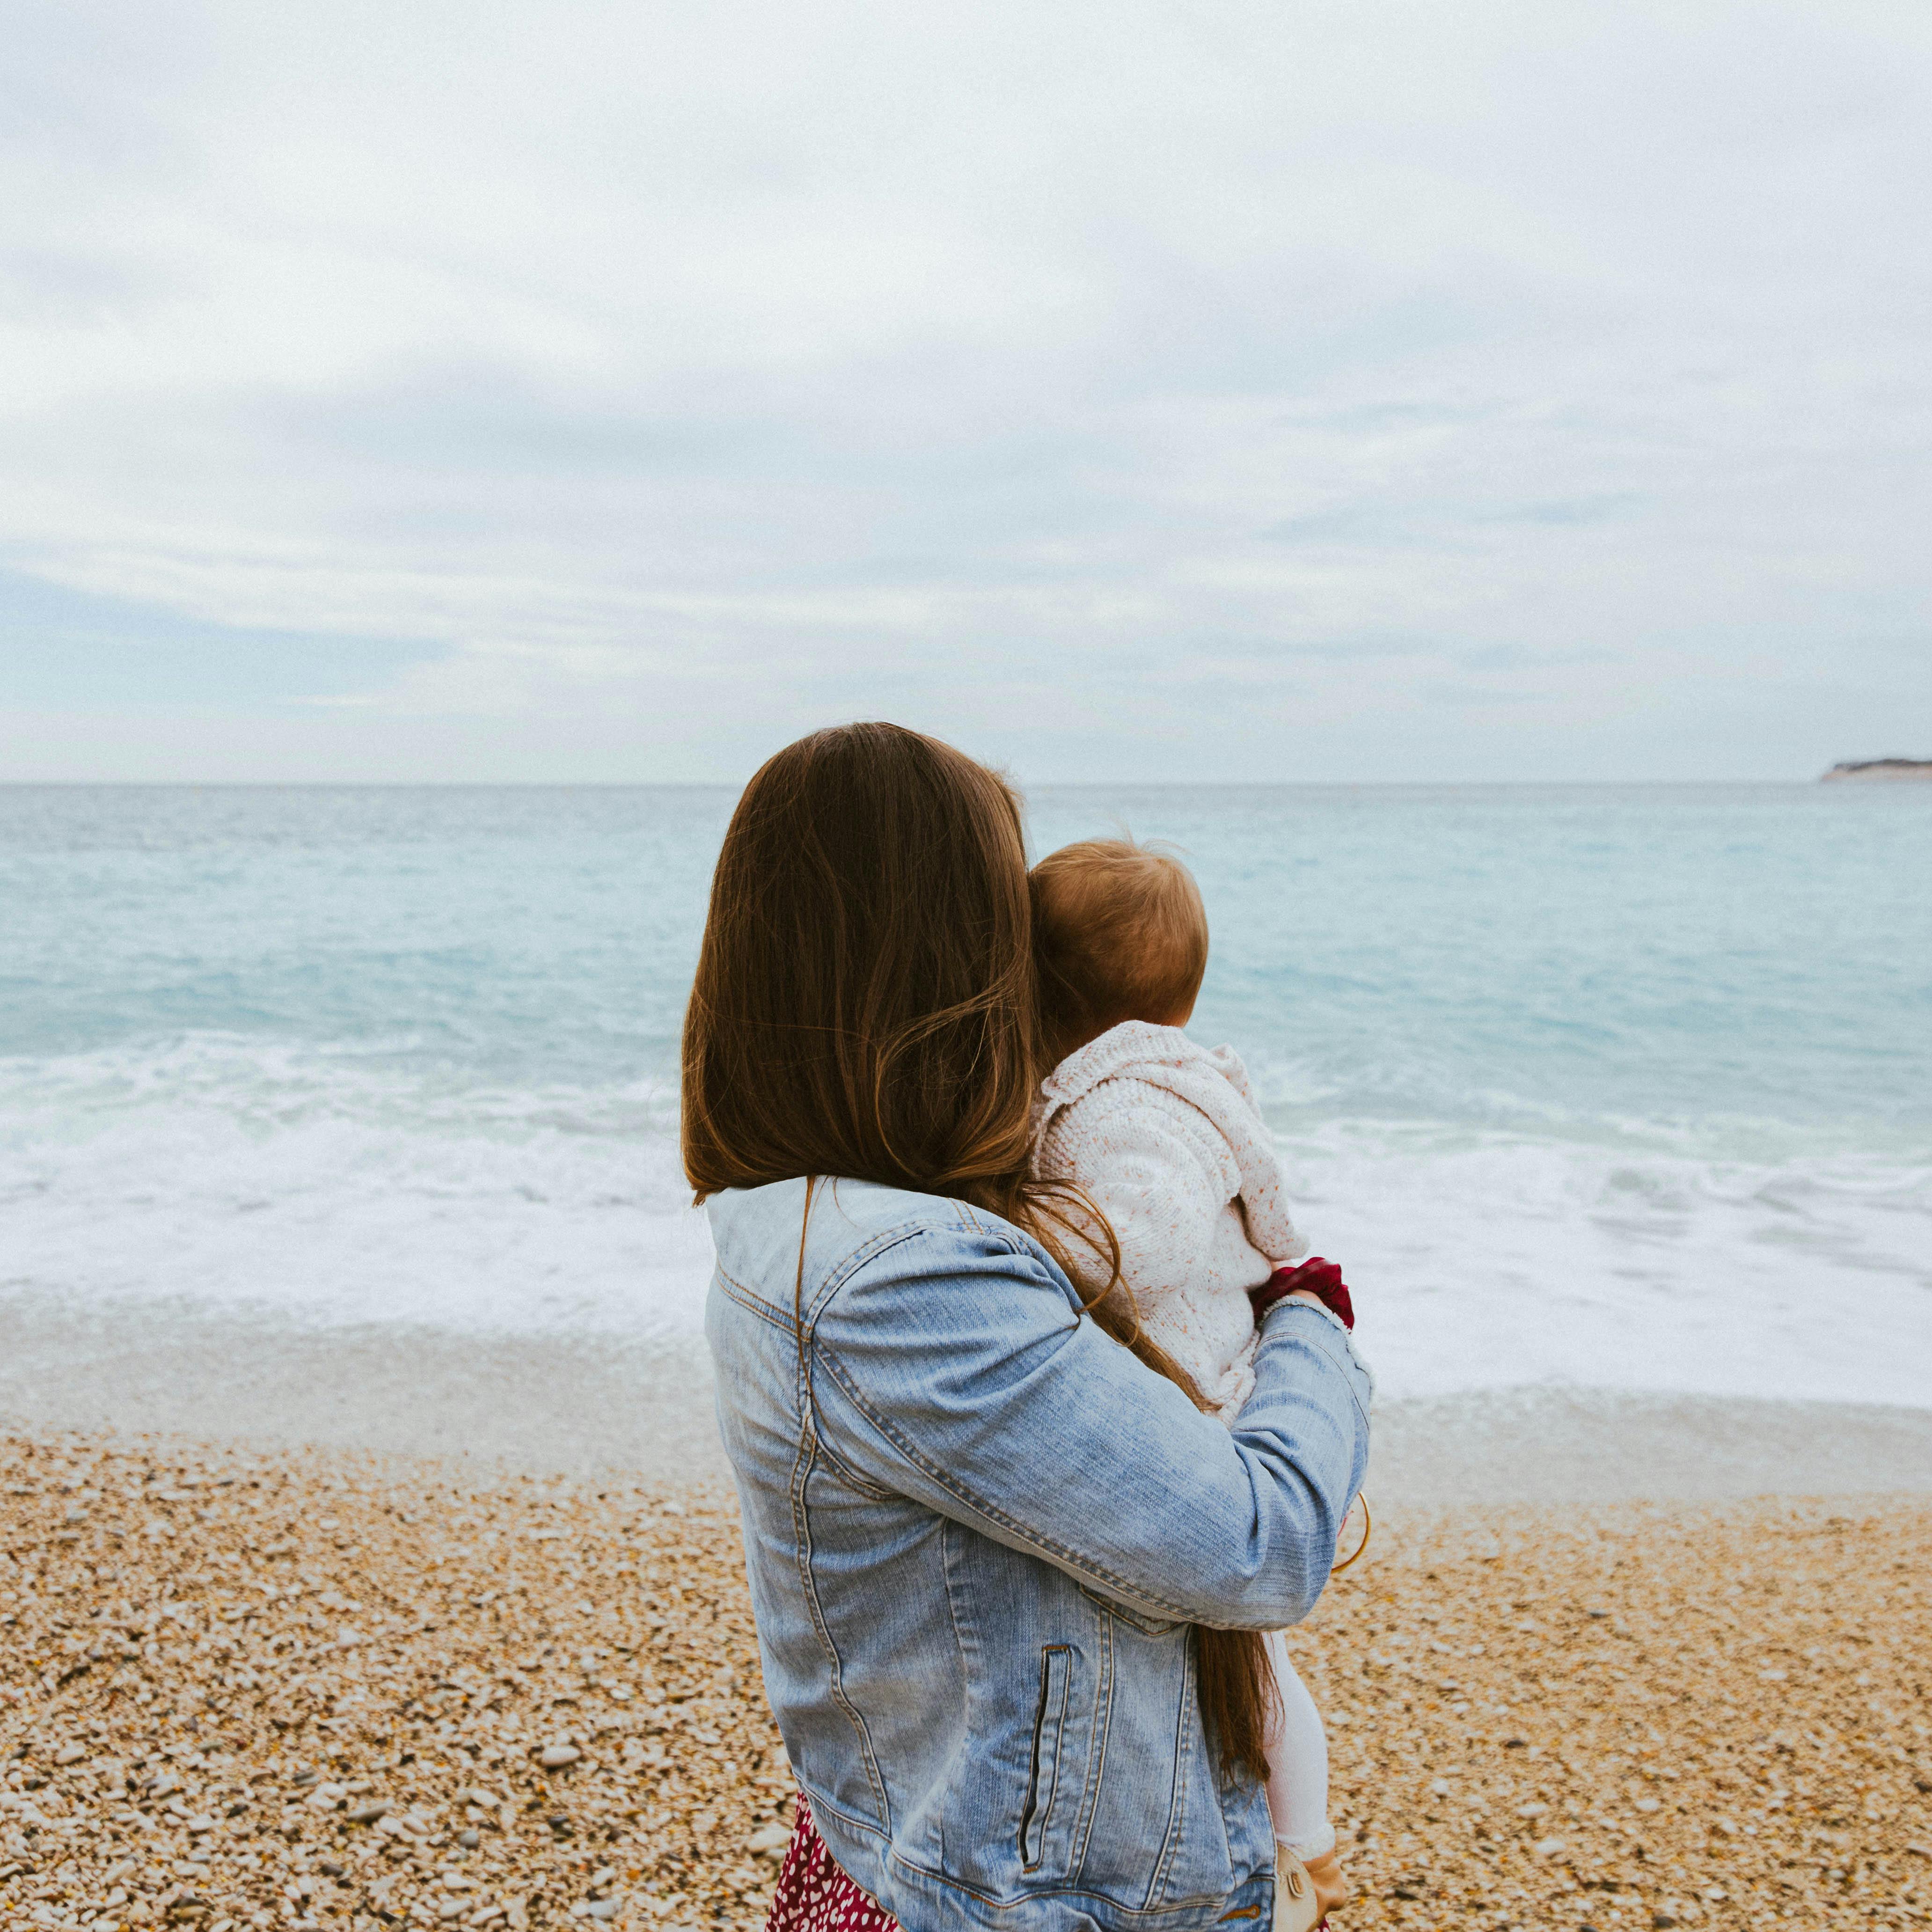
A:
[798,1214,1059,1335]
[715,1266,790,1332]
[794,1222,982,1499]
[1068,1601,1111,1878]
[798,1786,890,1847]
[878,1851,1008,1909]
[801,1224,942,1327]
[1078,1580,1183,1639]
[791,1394,892,1832]
[938,1519,979,1692]
[1144,1630,1198,1910]
[793,1455,892,1830]
[812,1344,1200,1624]
[805,1427,898,1500]
[883,1851,1235,1917]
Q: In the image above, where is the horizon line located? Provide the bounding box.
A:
[0,776,1883,791]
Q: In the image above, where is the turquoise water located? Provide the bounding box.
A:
[3,783,1927,1402]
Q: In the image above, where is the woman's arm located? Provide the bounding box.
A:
[803,1224,1371,1630]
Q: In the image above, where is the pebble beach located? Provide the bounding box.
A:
[5,1431,1928,1932]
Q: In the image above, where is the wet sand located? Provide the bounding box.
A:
[6,1292,1932,1505]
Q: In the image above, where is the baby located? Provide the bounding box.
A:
[1029,837,1359,1924]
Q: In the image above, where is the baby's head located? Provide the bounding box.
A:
[1030,838,1208,1066]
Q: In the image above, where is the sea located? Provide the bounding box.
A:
[3,783,1927,1408]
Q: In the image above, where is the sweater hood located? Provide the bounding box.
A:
[1032,1020,1306,1274]
[1036,1019,1256,1128]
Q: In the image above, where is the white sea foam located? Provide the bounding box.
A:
[5,1038,1926,1407]
[1286,1122,1932,1409]
[2,1038,713,1339]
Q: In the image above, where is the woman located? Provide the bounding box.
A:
[685,724,1371,1932]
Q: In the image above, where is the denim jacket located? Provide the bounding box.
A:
[706,1177,1373,1932]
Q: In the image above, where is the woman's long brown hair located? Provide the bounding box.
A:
[681,721,1275,1783]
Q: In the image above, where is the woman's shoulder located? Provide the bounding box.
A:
[707,1173,1022,1247]
[708,1176,1068,1321]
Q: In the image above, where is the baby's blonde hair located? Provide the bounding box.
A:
[1030,838,1208,1066]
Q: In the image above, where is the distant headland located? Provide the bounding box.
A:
[1820,758,1932,783]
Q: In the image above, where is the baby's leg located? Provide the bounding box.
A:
[1263,1629,1333,1859]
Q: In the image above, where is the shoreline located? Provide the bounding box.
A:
[7,1293,1932,1504]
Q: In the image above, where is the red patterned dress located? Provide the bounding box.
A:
[765,1793,904,1932]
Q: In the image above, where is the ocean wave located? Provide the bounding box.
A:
[1282,1120,1931,1409]
[0,1037,708,1338]
[3,1036,1927,1406]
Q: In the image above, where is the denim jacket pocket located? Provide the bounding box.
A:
[1079,1581,1185,1639]
[1019,1646,1074,1870]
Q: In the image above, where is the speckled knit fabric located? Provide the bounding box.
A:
[764,1793,904,1932]
[1033,1020,1308,1417]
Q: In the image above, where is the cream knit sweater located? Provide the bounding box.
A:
[1032,1020,1308,1419]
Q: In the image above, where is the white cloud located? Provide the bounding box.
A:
[1,0,1928,779]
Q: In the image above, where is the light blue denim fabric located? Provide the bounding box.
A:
[705,1176,1373,1932]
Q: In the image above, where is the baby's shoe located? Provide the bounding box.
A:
[1272,1844,1321,1932]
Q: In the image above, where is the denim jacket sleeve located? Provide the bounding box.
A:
[802,1219,1373,1630]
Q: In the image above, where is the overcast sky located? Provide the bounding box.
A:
[2,0,1928,783]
